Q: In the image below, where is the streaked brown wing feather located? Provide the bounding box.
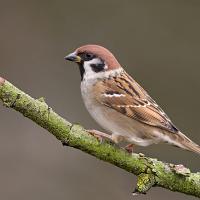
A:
[94,71,179,133]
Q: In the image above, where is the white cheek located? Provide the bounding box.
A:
[83,58,106,80]
[83,59,97,77]
[82,58,122,82]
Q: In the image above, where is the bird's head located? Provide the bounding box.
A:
[65,44,122,81]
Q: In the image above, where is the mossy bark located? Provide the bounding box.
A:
[0,79,199,198]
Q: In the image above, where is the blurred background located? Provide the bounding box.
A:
[0,1,199,199]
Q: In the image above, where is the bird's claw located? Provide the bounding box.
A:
[87,129,112,144]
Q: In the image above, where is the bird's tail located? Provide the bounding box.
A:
[174,131,200,155]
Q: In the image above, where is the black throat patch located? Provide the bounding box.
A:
[78,63,85,81]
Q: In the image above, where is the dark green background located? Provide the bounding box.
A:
[0,1,199,199]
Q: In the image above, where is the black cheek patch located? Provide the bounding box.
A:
[91,63,105,73]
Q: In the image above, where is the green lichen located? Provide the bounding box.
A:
[136,173,155,194]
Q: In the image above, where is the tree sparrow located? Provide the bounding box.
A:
[65,44,200,154]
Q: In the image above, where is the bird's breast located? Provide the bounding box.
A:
[80,81,156,146]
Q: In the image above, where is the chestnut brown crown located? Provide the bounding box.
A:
[67,44,121,70]
[76,45,121,69]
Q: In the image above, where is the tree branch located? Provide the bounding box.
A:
[0,78,199,198]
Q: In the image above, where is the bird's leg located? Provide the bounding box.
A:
[124,143,135,153]
[87,129,113,143]
[87,130,126,151]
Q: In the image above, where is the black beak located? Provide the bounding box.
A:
[64,52,81,63]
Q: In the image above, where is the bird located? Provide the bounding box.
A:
[64,44,200,155]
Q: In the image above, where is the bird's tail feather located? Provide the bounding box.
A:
[175,132,200,155]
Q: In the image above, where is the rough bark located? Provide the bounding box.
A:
[0,78,199,198]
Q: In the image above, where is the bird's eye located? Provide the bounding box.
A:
[85,53,93,60]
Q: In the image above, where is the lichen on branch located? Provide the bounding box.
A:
[0,77,200,198]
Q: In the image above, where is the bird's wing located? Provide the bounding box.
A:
[94,71,179,134]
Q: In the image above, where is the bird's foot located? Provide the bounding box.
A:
[87,129,113,143]
[124,143,135,153]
